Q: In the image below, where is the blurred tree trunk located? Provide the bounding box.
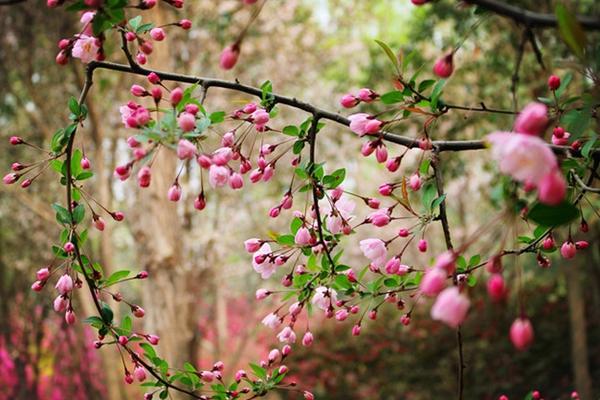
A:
[565,262,593,400]
[131,6,201,389]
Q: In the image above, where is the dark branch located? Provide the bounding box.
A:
[86,60,599,159]
[466,0,600,30]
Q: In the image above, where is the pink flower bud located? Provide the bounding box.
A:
[420,268,446,297]
[137,166,152,188]
[54,295,68,312]
[510,317,534,351]
[36,267,50,281]
[137,271,149,279]
[112,211,125,221]
[409,173,422,191]
[386,156,401,172]
[177,139,197,160]
[170,87,183,106]
[130,84,146,97]
[150,28,166,41]
[65,309,76,325]
[365,119,382,134]
[235,369,247,382]
[294,227,312,246]
[3,173,18,185]
[31,281,44,292]
[255,289,270,300]
[418,239,427,252]
[514,102,548,136]
[304,391,315,400]
[433,53,453,78]
[537,170,566,206]
[487,274,507,302]
[351,325,361,336]
[548,75,560,90]
[167,184,182,202]
[378,183,393,196]
[118,336,129,346]
[542,236,554,250]
[385,257,401,274]
[132,306,145,318]
[268,349,280,363]
[220,45,240,70]
[178,112,196,132]
[81,157,91,170]
[147,72,160,84]
[357,88,378,102]
[400,314,411,325]
[375,145,388,163]
[136,52,147,64]
[335,309,349,321]
[147,334,159,345]
[9,136,23,145]
[133,366,147,382]
[179,19,192,30]
[64,242,75,253]
[560,241,576,259]
[340,94,359,108]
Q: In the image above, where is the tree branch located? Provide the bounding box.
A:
[466,0,600,30]
[85,60,599,159]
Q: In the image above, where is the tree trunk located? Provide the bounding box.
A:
[565,263,593,400]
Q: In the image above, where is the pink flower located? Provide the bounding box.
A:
[251,109,270,125]
[311,286,337,311]
[276,326,297,343]
[487,132,557,185]
[178,112,196,132]
[409,173,422,191]
[137,166,152,188]
[302,331,314,346]
[220,45,240,70]
[150,28,165,41]
[548,75,561,90]
[359,238,387,268]
[357,88,377,102]
[208,165,230,188]
[537,169,566,206]
[176,139,197,160]
[324,196,355,234]
[55,274,73,295]
[255,289,270,300]
[229,172,244,189]
[417,239,428,252]
[3,173,17,184]
[53,295,68,312]
[560,241,576,259]
[36,267,50,281]
[253,243,277,279]
[430,287,470,328]
[261,312,281,329]
[433,53,453,78]
[167,184,182,202]
[294,227,312,246]
[513,102,548,135]
[65,309,76,325]
[170,87,183,106]
[368,209,390,227]
[487,274,507,302]
[349,113,381,136]
[434,251,456,274]
[510,317,534,350]
[133,366,147,382]
[419,268,447,297]
[71,35,99,63]
[212,147,233,166]
[340,94,359,108]
[244,238,262,253]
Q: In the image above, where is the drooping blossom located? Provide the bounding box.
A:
[208,165,230,188]
[252,243,277,279]
[176,139,197,160]
[311,286,337,311]
[276,326,297,343]
[433,53,453,78]
[510,317,534,350]
[430,287,470,328]
[324,195,355,234]
[359,238,387,268]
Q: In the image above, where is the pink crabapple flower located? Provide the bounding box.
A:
[55,274,73,295]
[513,102,548,136]
[430,286,470,328]
[176,139,197,160]
[262,312,281,329]
[560,241,576,259]
[71,35,100,63]
[208,165,230,188]
[348,113,382,136]
[276,326,297,343]
[486,131,557,185]
[433,53,454,78]
[359,238,387,268]
[537,169,566,206]
[323,195,355,234]
[311,286,337,311]
[294,227,312,246]
[510,317,534,350]
[252,243,277,279]
[178,112,197,132]
[419,268,447,297]
[220,44,240,70]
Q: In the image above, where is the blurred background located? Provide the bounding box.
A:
[1,1,599,399]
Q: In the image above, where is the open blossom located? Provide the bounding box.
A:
[208,165,230,188]
[359,238,387,268]
[324,195,355,234]
[419,267,447,297]
[277,326,297,343]
[71,35,99,63]
[430,287,470,328]
[311,286,337,311]
[252,243,277,279]
[487,132,557,184]
[537,169,566,206]
[120,102,151,128]
[262,312,281,329]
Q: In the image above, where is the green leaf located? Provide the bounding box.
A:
[277,234,295,246]
[581,135,597,158]
[419,159,430,175]
[322,168,346,189]
[76,171,94,181]
[430,80,446,111]
[430,194,446,212]
[121,315,132,335]
[100,303,114,324]
[290,217,303,235]
[249,363,266,379]
[72,203,85,224]
[282,125,299,136]
[555,4,587,58]
[68,97,80,116]
[52,203,71,225]
[417,79,436,92]
[129,15,142,31]
[380,91,404,104]
[374,40,399,72]
[527,201,579,226]
[555,71,573,98]
[209,111,225,124]
[104,270,131,286]
[292,140,305,155]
